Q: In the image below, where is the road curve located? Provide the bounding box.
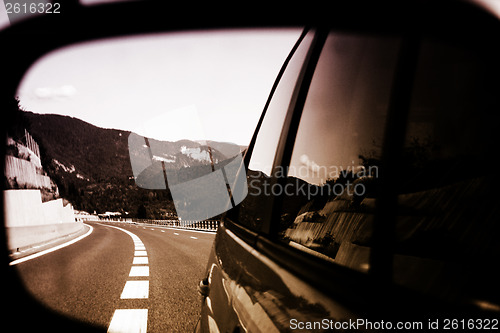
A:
[12,221,215,332]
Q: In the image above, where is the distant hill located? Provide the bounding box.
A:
[24,112,132,184]
[22,111,246,218]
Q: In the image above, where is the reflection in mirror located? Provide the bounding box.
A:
[236,30,315,232]
[279,32,400,271]
[10,29,299,220]
[128,119,248,220]
[5,29,301,329]
[392,36,500,306]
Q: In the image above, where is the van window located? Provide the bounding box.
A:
[234,31,315,232]
[392,36,500,305]
[278,32,400,271]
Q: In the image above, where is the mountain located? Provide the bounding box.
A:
[25,112,132,184]
[22,111,246,218]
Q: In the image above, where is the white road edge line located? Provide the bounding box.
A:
[9,224,94,266]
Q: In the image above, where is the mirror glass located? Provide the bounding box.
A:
[11,29,300,220]
[5,28,301,329]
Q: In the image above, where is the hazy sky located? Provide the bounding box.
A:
[0,1,8,30]
[14,28,301,145]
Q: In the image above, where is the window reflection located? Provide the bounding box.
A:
[392,37,500,304]
[247,31,315,177]
[279,33,401,271]
[234,31,315,232]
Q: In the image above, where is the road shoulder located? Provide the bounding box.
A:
[9,223,93,265]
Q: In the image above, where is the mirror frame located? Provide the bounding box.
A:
[1,1,499,331]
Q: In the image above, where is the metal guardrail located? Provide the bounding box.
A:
[99,217,220,232]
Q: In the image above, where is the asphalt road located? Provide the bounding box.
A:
[12,221,215,332]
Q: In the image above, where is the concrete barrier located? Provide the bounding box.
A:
[6,221,83,252]
[3,189,81,252]
[4,189,46,227]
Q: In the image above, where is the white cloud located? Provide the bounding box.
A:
[35,85,77,99]
[34,87,51,98]
[299,154,321,173]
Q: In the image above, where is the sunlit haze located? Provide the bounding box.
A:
[17,29,301,145]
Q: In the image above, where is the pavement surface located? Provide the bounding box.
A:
[10,221,215,332]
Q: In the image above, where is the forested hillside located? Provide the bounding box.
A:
[21,111,173,218]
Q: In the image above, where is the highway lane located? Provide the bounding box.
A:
[12,221,215,332]
[114,222,216,332]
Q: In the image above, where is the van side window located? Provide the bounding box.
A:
[277,33,400,271]
[392,36,500,304]
[233,31,315,232]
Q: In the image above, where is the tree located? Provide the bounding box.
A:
[137,204,147,219]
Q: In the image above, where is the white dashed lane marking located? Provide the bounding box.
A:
[121,281,149,299]
[98,223,150,332]
[130,266,149,277]
[108,309,148,333]
[133,257,149,265]
[190,236,198,239]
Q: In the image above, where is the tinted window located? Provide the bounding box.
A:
[392,36,500,305]
[234,30,315,231]
[278,33,400,271]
